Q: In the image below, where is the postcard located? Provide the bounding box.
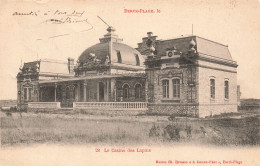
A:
[0,0,260,166]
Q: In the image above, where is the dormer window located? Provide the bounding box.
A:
[117,51,122,63]
[135,54,140,66]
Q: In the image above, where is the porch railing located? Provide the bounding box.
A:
[73,102,148,111]
[28,102,61,109]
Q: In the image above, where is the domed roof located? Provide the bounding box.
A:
[78,42,109,64]
[77,27,144,67]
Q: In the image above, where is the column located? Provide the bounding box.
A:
[111,78,116,102]
[36,83,40,102]
[83,80,87,102]
[145,80,149,102]
[97,82,99,102]
[77,82,80,102]
[106,79,110,102]
[17,81,21,110]
[54,83,57,102]
[40,86,42,102]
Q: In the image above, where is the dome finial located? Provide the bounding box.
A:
[107,26,116,33]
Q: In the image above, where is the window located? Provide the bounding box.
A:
[117,51,122,63]
[162,80,169,98]
[28,88,32,100]
[71,86,76,100]
[162,78,181,100]
[123,84,130,99]
[225,80,229,99]
[66,87,70,99]
[210,79,215,99]
[24,87,32,101]
[80,84,84,101]
[135,84,142,99]
[172,79,180,98]
[24,88,27,100]
[135,54,140,66]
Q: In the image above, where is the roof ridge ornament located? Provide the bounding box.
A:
[146,32,156,57]
[190,39,196,47]
[97,16,123,43]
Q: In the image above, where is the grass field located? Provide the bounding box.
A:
[1,110,259,146]
[1,112,158,145]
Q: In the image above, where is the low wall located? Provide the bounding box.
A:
[73,102,148,110]
[27,102,61,112]
[198,103,238,118]
[73,102,148,116]
[77,109,146,116]
[147,103,199,117]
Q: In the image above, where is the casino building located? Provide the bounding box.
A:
[17,26,238,117]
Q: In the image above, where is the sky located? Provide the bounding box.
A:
[0,0,260,100]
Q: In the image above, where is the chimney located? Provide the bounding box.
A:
[68,57,75,74]
[147,32,153,38]
[142,32,157,42]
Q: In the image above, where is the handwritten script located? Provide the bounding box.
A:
[12,10,93,39]
[13,10,91,25]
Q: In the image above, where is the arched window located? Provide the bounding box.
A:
[24,88,27,100]
[80,84,84,101]
[28,88,32,100]
[210,79,215,99]
[123,84,130,99]
[162,80,169,98]
[135,54,140,66]
[135,84,142,99]
[66,86,70,99]
[224,80,229,99]
[172,79,180,98]
[117,51,122,63]
[71,86,76,100]
[99,82,105,101]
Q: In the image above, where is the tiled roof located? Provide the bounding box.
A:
[155,35,233,61]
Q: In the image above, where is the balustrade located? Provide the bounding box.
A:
[73,102,148,111]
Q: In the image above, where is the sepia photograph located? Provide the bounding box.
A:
[0,0,259,165]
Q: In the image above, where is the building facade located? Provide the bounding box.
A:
[17,27,238,117]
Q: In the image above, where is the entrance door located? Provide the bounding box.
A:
[41,86,55,102]
[64,85,75,107]
[99,82,105,101]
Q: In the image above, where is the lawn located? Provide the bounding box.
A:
[1,111,259,146]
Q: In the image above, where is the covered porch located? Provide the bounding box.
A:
[34,73,147,110]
